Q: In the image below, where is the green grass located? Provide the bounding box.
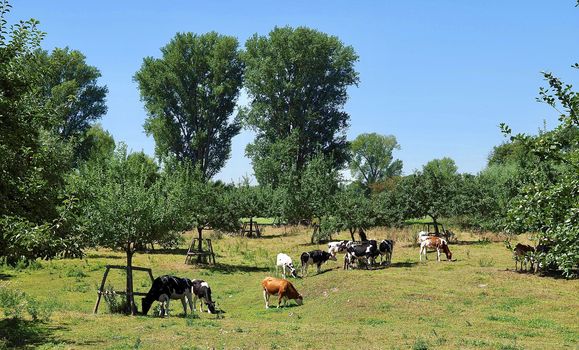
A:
[0,227,578,349]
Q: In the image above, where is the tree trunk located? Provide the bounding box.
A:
[430,215,440,234]
[197,227,203,263]
[249,217,254,237]
[349,228,356,242]
[358,227,367,241]
[126,247,137,315]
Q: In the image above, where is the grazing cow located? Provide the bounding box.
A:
[345,240,380,269]
[191,279,216,314]
[261,277,303,308]
[141,275,193,317]
[300,250,336,275]
[378,239,395,265]
[327,240,348,257]
[417,231,431,243]
[513,243,535,272]
[419,237,452,262]
[276,253,298,279]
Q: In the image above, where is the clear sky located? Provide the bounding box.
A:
[10,1,579,182]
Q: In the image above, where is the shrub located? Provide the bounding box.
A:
[103,286,129,314]
[0,284,53,321]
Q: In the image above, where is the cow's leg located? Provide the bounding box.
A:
[317,263,321,274]
[419,247,424,261]
[436,248,441,262]
[263,289,270,309]
[159,301,165,317]
[165,299,170,316]
[181,296,188,316]
[187,293,194,314]
[282,265,286,279]
[193,295,199,312]
[277,291,283,308]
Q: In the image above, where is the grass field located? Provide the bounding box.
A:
[1,226,578,350]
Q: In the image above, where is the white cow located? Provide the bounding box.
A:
[276,253,298,278]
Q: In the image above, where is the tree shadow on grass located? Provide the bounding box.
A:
[205,263,269,274]
[0,318,64,349]
[389,261,419,268]
[84,253,124,260]
[141,248,189,255]
[0,273,13,280]
[454,240,494,246]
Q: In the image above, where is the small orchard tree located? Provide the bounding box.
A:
[234,179,272,237]
[171,166,241,261]
[300,155,341,243]
[69,145,182,314]
[331,187,375,241]
[401,158,462,233]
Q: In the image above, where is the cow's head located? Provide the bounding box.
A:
[205,300,216,314]
[295,295,304,306]
[141,297,153,315]
[288,263,298,278]
[325,251,337,261]
[442,244,453,261]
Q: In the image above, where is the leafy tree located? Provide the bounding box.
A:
[170,165,241,261]
[0,0,78,263]
[300,155,341,242]
[401,158,461,233]
[134,32,243,179]
[68,145,182,314]
[331,187,375,241]
[77,123,115,162]
[502,66,579,277]
[243,26,359,186]
[33,47,108,140]
[349,133,403,190]
[233,179,273,237]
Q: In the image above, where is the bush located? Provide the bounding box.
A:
[0,284,53,321]
[103,286,129,314]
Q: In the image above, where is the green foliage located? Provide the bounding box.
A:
[400,158,462,231]
[331,186,375,241]
[502,65,579,277]
[32,47,108,141]
[103,287,129,315]
[134,32,243,179]
[242,26,359,186]
[0,283,53,321]
[349,133,402,189]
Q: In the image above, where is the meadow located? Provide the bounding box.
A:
[1,226,578,350]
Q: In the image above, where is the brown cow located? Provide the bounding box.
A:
[261,277,303,309]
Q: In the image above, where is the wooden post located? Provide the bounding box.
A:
[93,266,111,314]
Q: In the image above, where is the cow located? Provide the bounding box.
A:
[417,231,430,243]
[327,240,348,257]
[419,237,452,262]
[276,253,298,279]
[191,279,216,314]
[378,239,395,265]
[261,277,303,309]
[513,243,535,272]
[300,250,336,276]
[345,240,379,269]
[141,275,193,317]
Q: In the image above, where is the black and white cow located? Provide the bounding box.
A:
[345,240,379,270]
[300,250,337,275]
[191,279,216,314]
[378,239,395,265]
[141,275,193,317]
[327,240,349,257]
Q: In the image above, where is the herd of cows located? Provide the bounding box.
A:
[141,231,455,316]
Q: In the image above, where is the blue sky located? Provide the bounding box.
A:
[11,1,579,182]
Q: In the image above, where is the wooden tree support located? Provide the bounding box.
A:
[241,219,261,238]
[93,265,154,314]
[185,238,216,264]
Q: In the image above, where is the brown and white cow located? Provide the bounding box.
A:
[419,237,452,262]
[261,277,303,309]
